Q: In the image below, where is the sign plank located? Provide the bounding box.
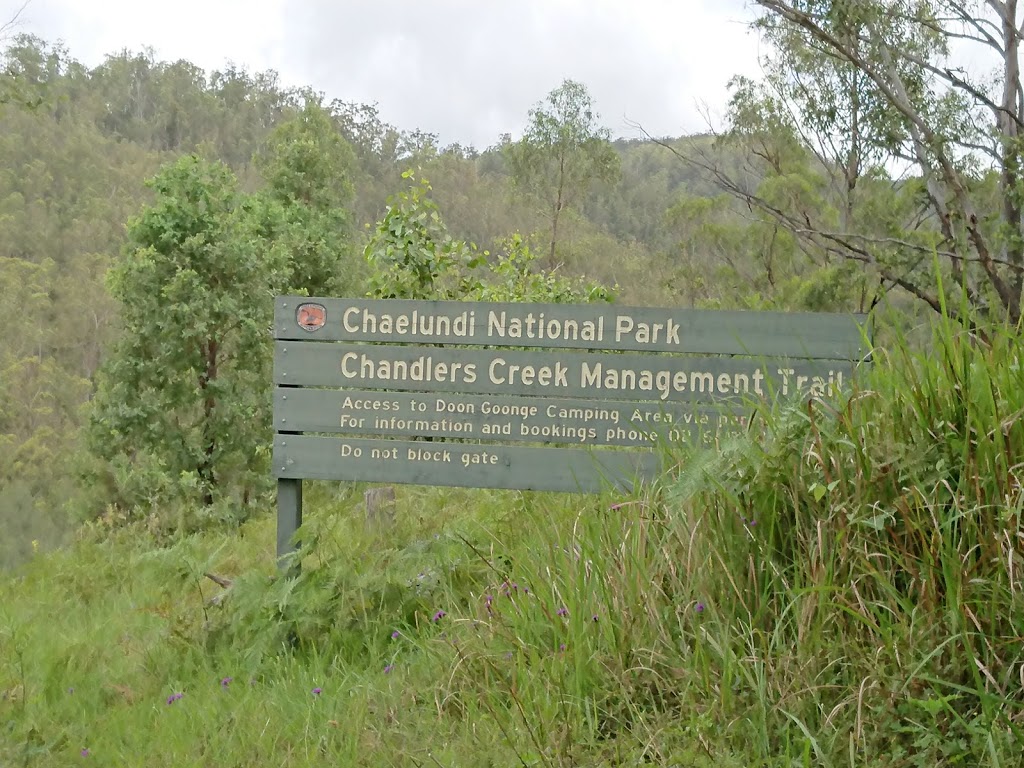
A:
[272,435,659,493]
[270,295,874,570]
[275,296,869,360]
[273,387,750,447]
[274,342,854,403]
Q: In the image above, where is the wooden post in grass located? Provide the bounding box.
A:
[365,486,396,527]
[276,476,302,567]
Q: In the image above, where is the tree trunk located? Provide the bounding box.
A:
[197,338,219,506]
[1000,0,1024,307]
[844,59,860,234]
[549,151,567,267]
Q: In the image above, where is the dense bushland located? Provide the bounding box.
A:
[3,310,1020,766]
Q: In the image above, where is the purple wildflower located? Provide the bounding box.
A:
[391,630,400,639]
[80,748,89,757]
[166,692,184,705]
[592,614,599,622]
[610,503,623,511]
[220,677,233,688]
[695,602,705,613]
[312,687,322,696]
[432,609,446,622]
[559,643,566,651]
[384,664,394,674]
[556,607,569,617]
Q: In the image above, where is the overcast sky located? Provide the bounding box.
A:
[3,0,764,148]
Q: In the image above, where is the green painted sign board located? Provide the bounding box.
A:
[273,295,870,566]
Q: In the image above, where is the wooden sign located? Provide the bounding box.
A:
[273,296,870,565]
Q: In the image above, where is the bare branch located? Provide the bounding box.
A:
[204,572,233,589]
[892,48,1022,131]
[986,0,1009,21]
[872,35,1018,315]
[0,1,31,40]
[753,1,1018,319]
[637,125,1020,324]
[824,230,1024,272]
[946,5,1004,49]
[938,28,1002,46]
[953,137,1002,163]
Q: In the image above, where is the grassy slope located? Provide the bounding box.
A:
[2,315,1023,767]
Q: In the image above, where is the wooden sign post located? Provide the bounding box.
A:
[272,297,870,566]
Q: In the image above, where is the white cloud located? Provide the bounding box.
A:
[6,0,290,75]
[6,0,763,146]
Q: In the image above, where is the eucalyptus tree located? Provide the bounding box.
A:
[504,79,621,266]
[693,0,1024,324]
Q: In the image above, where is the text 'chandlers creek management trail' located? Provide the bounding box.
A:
[338,351,847,400]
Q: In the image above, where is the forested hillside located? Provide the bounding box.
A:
[0,35,868,568]
[4,0,1021,566]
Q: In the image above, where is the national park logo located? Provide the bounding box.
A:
[296,302,327,332]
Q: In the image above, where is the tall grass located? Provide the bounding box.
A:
[2,310,1022,766]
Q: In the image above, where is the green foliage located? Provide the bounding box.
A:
[5,20,1024,765]
[748,0,940,168]
[471,233,617,304]
[364,171,484,300]
[83,155,284,518]
[656,307,1024,763]
[365,172,616,305]
[504,79,622,264]
[0,258,89,568]
[4,311,1024,764]
[2,34,685,560]
[254,100,360,295]
[256,101,355,213]
[663,190,872,312]
[0,34,64,112]
[81,103,361,522]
